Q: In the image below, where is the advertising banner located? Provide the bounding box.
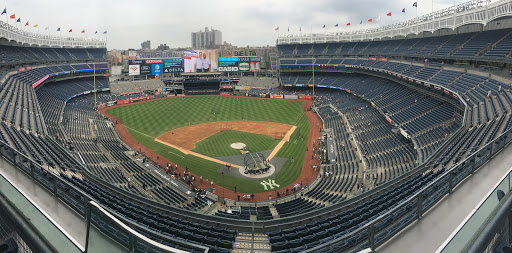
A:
[238,62,250,72]
[117,99,130,105]
[129,65,140,76]
[270,94,283,99]
[128,51,137,59]
[163,58,184,73]
[298,95,313,100]
[184,50,218,73]
[152,64,163,74]
[140,65,151,75]
[219,61,239,72]
[129,60,143,65]
[250,62,261,72]
[369,57,377,61]
[130,96,150,103]
[284,95,298,99]
[145,59,163,64]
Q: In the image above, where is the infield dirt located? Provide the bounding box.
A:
[155,120,293,150]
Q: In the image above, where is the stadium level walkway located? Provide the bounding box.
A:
[0,157,87,249]
[377,143,512,253]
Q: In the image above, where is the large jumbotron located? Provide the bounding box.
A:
[1,0,512,252]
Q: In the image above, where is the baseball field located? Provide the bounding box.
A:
[106,96,310,193]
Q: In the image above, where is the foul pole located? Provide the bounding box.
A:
[94,63,97,109]
[312,58,315,101]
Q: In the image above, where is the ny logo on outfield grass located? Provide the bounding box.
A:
[260,179,280,190]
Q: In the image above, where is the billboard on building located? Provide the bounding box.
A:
[184,50,218,73]
[128,51,137,59]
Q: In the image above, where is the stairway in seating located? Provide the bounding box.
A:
[232,233,271,253]
[268,205,280,219]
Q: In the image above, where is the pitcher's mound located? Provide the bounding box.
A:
[230,143,246,149]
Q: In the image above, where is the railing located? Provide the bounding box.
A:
[85,201,191,253]
[0,139,209,252]
[0,20,106,48]
[437,167,512,253]
[302,119,512,252]
[0,171,81,252]
[277,0,512,44]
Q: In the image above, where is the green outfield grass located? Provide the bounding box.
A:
[191,130,280,157]
[107,96,309,193]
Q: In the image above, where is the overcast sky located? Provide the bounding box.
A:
[2,0,458,50]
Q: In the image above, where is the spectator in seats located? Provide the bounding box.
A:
[243,194,246,200]
[237,195,240,201]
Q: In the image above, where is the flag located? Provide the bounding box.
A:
[368,18,373,22]
[1,8,6,15]
[16,18,20,23]
[287,27,289,32]
[299,27,301,31]
[69,29,72,32]
[95,31,98,34]
[322,25,325,28]
[413,2,417,7]
[25,21,28,26]
[387,12,392,16]
[9,14,14,19]
[346,22,351,26]
[335,24,338,27]
[402,8,406,13]
[81,30,85,33]
[360,21,362,24]
[33,24,38,28]
[275,27,279,31]
[103,31,107,34]
[57,27,60,31]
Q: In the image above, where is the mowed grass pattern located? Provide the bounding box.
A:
[192,130,280,157]
[107,96,309,193]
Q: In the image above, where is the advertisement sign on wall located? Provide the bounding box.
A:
[140,65,151,75]
[152,64,163,74]
[129,65,140,76]
[163,58,184,73]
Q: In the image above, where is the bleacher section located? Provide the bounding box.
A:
[277,28,512,61]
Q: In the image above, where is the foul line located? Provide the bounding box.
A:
[267,125,297,161]
[154,138,241,168]
[124,125,158,140]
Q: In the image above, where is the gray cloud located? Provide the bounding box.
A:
[2,0,461,49]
